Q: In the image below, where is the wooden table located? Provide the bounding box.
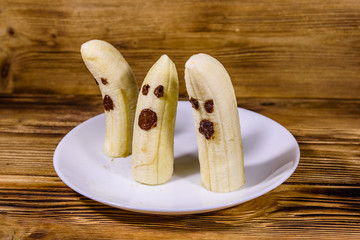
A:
[1,1,359,239]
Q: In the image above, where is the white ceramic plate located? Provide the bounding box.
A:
[54,101,300,215]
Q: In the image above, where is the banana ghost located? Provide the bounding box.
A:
[132,55,179,185]
[185,53,245,192]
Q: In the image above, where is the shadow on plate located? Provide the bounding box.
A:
[242,128,263,157]
[173,153,199,179]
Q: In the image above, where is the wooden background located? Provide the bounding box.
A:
[0,0,359,239]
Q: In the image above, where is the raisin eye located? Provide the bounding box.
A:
[204,99,214,113]
[189,97,199,110]
[154,85,164,98]
[142,84,150,95]
[101,78,108,85]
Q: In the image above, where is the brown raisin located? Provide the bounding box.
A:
[204,99,214,113]
[199,120,214,139]
[101,77,108,85]
[142,84,150,95]
[154,85,164,98]
[103,95,114,111]
[189,97,199,110]
[138,109,157,131]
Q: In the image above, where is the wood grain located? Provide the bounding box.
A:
[0,185,359,239]
[1,0,360,98]
[1,0,360,238]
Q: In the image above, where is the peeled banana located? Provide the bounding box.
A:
[184,53,245,192]
[132,55,179,185]
[80,40,139,158]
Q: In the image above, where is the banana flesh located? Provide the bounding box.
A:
[132,55,179,185]
[80,40,138,158]
[184,53,245,192]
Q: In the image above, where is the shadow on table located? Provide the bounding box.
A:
[79,200,252,231]
[173,153,199,179]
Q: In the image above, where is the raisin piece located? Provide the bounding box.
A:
[94,78,99,85]
[138,109,157,131]
[142,84,150,95]
[199,120,214,139]
[204,99,214,113]
[103,95,114,111]
[101,77,108,85]
[154,85,164,98]
[189,97,199,110]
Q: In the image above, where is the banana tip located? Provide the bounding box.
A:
[159,54,170,61]
[185,53,210,69]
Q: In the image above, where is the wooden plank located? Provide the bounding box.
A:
[0,184,359,239]
[1,0,360,98]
